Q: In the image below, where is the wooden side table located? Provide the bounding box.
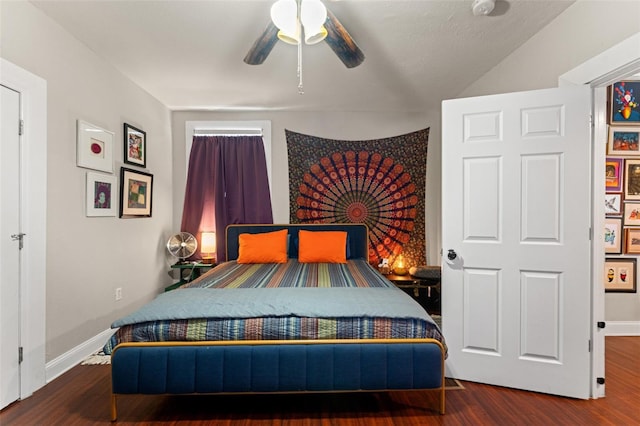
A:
[166,262,215,292]
[384,268,441,315]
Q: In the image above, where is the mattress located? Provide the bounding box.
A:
[104,259,446,354]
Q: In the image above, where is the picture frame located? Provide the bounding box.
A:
[86,172,117,217]
[622,201,640,226]
[605,157,623,192]
[119,167,153,218]
[610,81,640,125]
[608,126,640,155]
[76,120,114,173]
[604,217,623,254]
[623,158,640,200]
[124,123,146,168]
[604,193,623,216]
[604,257,637,293]
[626,228,640,255]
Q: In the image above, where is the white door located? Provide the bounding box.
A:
[0,84,22,409]
[442,85,592,399]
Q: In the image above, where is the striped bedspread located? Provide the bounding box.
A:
[182,259,399,289]
[103,259,446,354]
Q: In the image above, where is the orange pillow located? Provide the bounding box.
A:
[237,229,288,264]
[298,230,347,263]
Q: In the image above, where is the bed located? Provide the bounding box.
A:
[106,223,446,421]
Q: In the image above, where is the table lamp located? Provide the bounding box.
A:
[392,254,409,276]
[201,232,216,264]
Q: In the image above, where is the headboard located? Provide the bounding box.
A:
[225,223,369,262]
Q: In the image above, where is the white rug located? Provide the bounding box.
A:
[81,351,110,365]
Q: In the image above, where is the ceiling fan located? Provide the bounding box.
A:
[244,0,365,69]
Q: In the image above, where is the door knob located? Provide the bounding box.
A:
[447,249,457,260]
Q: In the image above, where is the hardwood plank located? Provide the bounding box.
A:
[1,336,638,425]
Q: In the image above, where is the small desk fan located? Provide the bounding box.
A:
[166,232,197,264]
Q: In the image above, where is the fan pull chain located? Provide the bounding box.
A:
[296,0,303,94]
[297,27,304,94]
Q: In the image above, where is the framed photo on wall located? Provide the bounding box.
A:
[608,126,640,155]
[77,120,114,173]
[604,217,623,254]
[124,123,146,168]
[604,257,637,293]
[86,172,116,217]
[119,167,153,218]
[622,201,640,226]
[626,228,640,255]
[624,158,640,200]
[605,157,623,192]
[605,193,623,216]
[610,81,640,125]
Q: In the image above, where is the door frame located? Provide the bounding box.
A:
[0,58,47,400]
[559,32,640,399]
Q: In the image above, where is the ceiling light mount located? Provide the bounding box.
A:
[471,0,495,16]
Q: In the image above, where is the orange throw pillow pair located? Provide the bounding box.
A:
[237,229,347,264]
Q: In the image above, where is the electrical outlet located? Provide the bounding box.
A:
[115,287,123,301]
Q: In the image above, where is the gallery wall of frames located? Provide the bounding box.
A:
[77,120,153,219]
[604,80,640,294]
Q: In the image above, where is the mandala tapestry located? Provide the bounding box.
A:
[286,128,429,266]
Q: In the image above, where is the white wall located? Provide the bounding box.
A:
[172,110,443,265]
[455,1,640,323]
[0,1,174,361]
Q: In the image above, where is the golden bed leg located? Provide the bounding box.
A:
[111,394,117,421]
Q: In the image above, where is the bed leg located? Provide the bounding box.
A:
[110,394,117,421]
[440,385,446,414]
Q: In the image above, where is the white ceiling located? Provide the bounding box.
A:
[30,0,575,112]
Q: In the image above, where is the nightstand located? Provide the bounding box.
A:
[165,262,216,292]
[384,268,441,315]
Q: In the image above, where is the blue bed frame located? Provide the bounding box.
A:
[110,224,445,421]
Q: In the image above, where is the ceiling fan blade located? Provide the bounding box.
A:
[244,21,279,65]
[324,9,365,69]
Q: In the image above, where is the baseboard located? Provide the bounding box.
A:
[45,328,115,384]
[605,321,640,336]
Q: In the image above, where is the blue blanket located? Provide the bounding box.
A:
[112,287,434,328]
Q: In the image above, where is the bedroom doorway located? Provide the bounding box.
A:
[560,33,640,399]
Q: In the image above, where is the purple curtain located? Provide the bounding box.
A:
[180,135,273,261]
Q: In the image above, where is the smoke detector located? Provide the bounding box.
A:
[472,0,495,16]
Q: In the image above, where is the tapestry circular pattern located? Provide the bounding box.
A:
[295,151,418,261]
[286,129,429,266]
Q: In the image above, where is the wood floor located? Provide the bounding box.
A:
[2,336,638,425]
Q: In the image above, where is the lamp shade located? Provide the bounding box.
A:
[271,0,301,45]
[201,232,216,263]
[300,0,327,44]
[392,254,408,276]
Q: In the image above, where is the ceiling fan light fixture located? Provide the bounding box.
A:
[300,0,328,45]
[271,0,300,44]
[278,21,301,45]
[304,25,327,45]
